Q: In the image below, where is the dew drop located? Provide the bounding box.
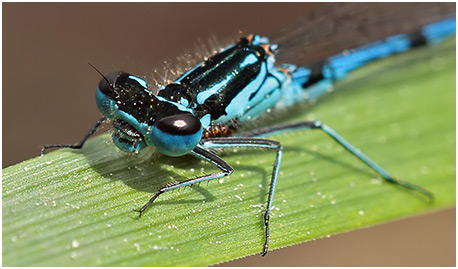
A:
[71,239,80,248]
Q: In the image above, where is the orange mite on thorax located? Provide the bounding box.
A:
[202,124,237,139]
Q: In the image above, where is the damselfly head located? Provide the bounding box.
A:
[97,71,150,102]
[95,71,202,156]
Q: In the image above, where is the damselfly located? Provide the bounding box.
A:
[41,3,456,256]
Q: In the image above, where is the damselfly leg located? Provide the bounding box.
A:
[134,146,234,216]
[40,117,106,155]
[239,120,434,200]
[136,137,282,256]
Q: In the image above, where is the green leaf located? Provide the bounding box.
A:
[3,39,455,266]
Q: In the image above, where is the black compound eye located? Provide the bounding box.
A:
[98,71,152,109]
[98,71,149,99]
[98,71,127,97]
[156,114,202,135]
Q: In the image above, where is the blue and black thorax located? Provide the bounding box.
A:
[95,35,287,156]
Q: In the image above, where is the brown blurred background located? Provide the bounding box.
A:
[3,3,455,266]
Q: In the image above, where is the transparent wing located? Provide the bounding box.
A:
[270,3,456,65]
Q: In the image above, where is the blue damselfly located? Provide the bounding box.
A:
[38,3,455,258]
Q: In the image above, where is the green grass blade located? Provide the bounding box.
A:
[3,39,455,266]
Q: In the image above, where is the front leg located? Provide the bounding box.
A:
[136,137,283,256]
[135,146,233,216]
[40,117,107,155]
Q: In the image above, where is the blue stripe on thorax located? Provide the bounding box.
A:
[239,74,285,122]
[212,61,269,124]
[196,53,259,105]
[128,75,148,89]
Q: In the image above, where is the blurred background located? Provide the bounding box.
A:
[3,3,455,266]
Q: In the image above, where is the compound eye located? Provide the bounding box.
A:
[156,114,202,136]
[151,114,203,157]
[98,71,148,99]
[98,71,126,97]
